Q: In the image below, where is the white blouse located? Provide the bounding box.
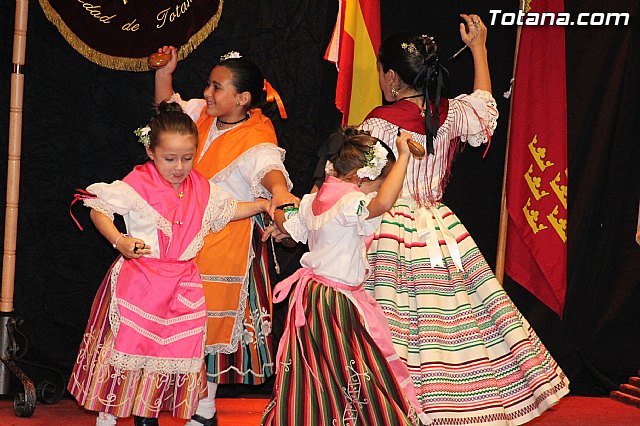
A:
[84,180,237,260]
[360,89,498,203]
[283,191,382,286]
[172,95,293,202]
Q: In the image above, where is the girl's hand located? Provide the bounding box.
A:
[262,223,291,243]
[116,236,151,259]
[396,131,413,158]
[459,14,487,51]
[269,190,300,219]
[156,45,178,75]
[259,198,272,216]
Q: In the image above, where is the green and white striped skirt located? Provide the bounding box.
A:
[262,278,421,425]
[366,201,570,425]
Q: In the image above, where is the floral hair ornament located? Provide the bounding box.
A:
[401,42,419,56]
[324,160,336,177]
[356,142,388,180]
[220,51,242,61]
[134,125,151,148]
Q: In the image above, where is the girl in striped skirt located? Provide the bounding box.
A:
[68,103,270,426]
[262,128,429,425]
[360,15,570,425]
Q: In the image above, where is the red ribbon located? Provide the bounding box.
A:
[70,188,97,231]
[263,79,288,119]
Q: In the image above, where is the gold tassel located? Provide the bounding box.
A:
[38,0,225,72]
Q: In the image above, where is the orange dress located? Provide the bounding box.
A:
[193,105,291,384]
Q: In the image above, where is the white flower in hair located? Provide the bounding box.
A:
[356,142,388,180]
[134,125,151,148]
[324,160,336,177]
[220,51,242,61]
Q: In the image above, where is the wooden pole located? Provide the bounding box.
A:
[1,0,29,313]
[1,5,37,417]
[494,1,524,284]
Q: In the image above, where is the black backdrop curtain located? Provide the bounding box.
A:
[1,0,638,398]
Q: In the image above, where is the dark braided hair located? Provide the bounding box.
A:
[147,101,198,150]
[378,33,449,155]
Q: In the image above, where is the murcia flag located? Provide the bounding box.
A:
[326,0,381,125]
[506,0,567,317]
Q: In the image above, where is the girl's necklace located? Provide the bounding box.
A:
[217,114,249,129]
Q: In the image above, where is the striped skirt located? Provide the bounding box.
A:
[68,259,207,419]
[207,219,275,385]
[366,202,570,425]
[261,278,421,426]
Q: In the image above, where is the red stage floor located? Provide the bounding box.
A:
[0,396,639,425]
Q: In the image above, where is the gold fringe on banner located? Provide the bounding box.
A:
[38,0,224,72]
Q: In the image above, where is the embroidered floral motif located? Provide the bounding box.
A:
[242,329,255,345]
[260,319,272,336]
[240,306,272,348]
[281,358,292,373]
[333,360,371,426]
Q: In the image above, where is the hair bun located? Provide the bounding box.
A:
[419,35,439,65]
[343,127,362,137]
[157,101,184,115]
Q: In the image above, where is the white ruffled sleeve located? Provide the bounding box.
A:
[206,183,238,233]
[339,192,382,236]
[236,144,293,199]
[84,181,136,220]
[283,197,309,244]
[167,93,207,123]
[449,89,499,147]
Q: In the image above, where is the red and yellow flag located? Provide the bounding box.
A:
[506,0,567,317]
[325,0,381,125]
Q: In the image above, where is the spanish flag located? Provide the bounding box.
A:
[506,0,567,317]
[326,0,381,125]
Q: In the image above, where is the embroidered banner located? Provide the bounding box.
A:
[38,0,223,71]
[505,0,567,317]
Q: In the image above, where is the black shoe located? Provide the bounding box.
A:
[133,416,159,426]
[191,412,217,426]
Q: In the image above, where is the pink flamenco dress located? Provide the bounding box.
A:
[68,162,237,419]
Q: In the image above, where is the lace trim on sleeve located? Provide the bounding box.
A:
[251,163,293,199]
[209,187,238,233]
[180,184,238,261]
[454,89,499,147]
[283,211,308,243]
[211,144,292,197]
[83,198,115,221]
[84,181,173,237]
[304,191,379,234]
[358,210,383,236]
[342,192,381,236]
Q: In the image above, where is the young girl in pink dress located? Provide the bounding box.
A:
[68,102,269,426]
[262,128,429,425]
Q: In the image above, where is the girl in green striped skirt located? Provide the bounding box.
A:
[261,128,430,425]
